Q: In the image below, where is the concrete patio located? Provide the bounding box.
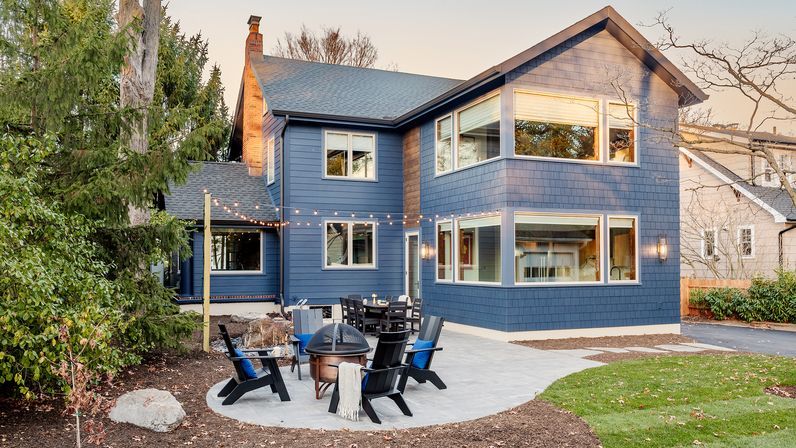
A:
[206,329,601,430]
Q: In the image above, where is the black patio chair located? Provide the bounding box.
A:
[397,315,446,393]
[290,308,324,380]
[339,297,350,324]
[380,300,407,333]
[328,330,412,424]
[406,297,423,334]
[216,324,290,405]
[354,300,380,335]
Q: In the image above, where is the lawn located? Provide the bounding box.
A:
[540,354,796,448]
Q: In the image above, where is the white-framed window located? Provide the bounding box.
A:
[266,137,275,185]
[702,228,717,259]
[435,115,453,174]
[608,216,638,282]
[323,220,376,269]
[210,228,263,273]
[608,103,636,164]
[323,131,376,180]
[455,93,501,170]
[436,220,453,281]
[456,215,501,284]
[738,225,754,258]
[514,91,600,162]
[761,158,774,185]
[514,213,602,284]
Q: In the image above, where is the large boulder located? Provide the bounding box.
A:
[109,388,186,432]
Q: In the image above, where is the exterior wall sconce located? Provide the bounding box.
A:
[657,234,668,263]
[421,242,434,260]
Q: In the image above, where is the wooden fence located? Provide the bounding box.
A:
[680,278,752,317]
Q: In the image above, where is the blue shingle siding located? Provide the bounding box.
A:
[190,228,279,298]
[417,28,681,332]
[282,123,404,304]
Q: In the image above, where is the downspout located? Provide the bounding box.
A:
[778,223,796,267]
[278,115,289,314]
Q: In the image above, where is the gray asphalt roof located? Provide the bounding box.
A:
[685,124,796,146]
[249,55,463,121]
[163,162,277,222]
[687,149,796,221]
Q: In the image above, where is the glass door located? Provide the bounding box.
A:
[405,232,420,298]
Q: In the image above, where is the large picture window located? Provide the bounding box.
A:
[608,216,637,281]
[210,229,262,272]
[457,216,501,283]
[457,95,501,169]
[514,92,599,161]
[325,221,375,268]
[436,115,453,174]
[437,221,453,281]
[514,214,601,284]
[608,103,636,163]
[324,131,375,180]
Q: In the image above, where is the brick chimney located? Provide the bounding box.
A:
[242,15,264,175]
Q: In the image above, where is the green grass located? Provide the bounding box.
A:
[540,354,796,448]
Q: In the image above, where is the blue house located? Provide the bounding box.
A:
[164,6,707,340]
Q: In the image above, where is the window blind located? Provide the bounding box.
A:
[326,132,348,150]
[608,103,635,129]
[515,92,598,128]
[458,95,500,134]
[515,214,599,226]
[352,134,374,151]
[609,217,635,229]
[459,216,501,229]
[438,221,452,232]
[437,116,452,141]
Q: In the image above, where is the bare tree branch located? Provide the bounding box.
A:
[273,25,380,68]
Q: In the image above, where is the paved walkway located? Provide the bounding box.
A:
[543,341,733,359]
[206,330,601,430]
[682,322,796,357]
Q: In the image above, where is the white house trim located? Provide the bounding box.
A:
[443,321,681,342]
[680,147,788,223]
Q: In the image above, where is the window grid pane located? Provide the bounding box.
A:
[457,217,501,283]
[608,217,636,281]
[436,116,453,173]
[326,222,349,266]
[437,222,453,280]
[210,230,261,271]
[457,95,501,169]
[352,223,374,265]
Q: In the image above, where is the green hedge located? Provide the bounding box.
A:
[690,270,796,323]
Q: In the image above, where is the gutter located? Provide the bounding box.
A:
[278,115,289,314]
[779,224,796,267]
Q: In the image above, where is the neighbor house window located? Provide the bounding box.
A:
[324,131,375,180]
[702,229,717,258]
[514,214,600,284]
[608,103,636,163]
[762,159,773,183]
[608,216,637,281]
[325,221,375,268]
[436,115,453,174]
[436,221,453,281]
[210,229,262,272]
[738,226,754,258]
[457,215,501,283]
[457,94,501,169]
[514,92,599,161]
[266,137,275,184]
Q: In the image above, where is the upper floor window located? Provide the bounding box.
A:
[266,137,275,184]
[514,92,599,161]
[324,131,376,180]
[435,115,453,174]
[608,103,636,163]
[738,226,754,258]
[210,229,262,273]
[702,229,717,259]
[324,221,376,268]
[456,94,501,169]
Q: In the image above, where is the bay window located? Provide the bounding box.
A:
[514,214,601,284]
[514,92,599,161]
[608,103,635,163]
[457,95,501,169]
[457,216,501,283]
[436,221,453,281]
[211,229,262,272]
[325,221,375,268]
[608,216,637,281]
[324,131,375,180]
[436,115,453,174]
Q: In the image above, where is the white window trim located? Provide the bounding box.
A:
[434,114,453,175]
[322,219,378,270]
[453,213,502,285]
[737,225,755,259]
[701,228,718,259]
[605,101,640,167]
[322,130,378,182]
[512,212,605,286]
[607,214,640,284]
[266,137,275,185]
[435,90,502,177]
[435,219,453,283]
[210,229,264,275]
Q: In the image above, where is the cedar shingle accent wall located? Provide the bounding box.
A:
[242,18,264,176]
[403,127,420,228]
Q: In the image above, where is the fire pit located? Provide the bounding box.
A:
[304,323,370,399]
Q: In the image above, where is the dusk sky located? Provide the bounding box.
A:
[167,0,796,134]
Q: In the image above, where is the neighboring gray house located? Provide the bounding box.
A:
[165,6,708,340]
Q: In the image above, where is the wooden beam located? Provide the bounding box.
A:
[203,192,211,352]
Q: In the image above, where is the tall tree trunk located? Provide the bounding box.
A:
[118,0,161,225]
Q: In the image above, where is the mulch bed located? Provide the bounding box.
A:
[0,317,599,448]
[513,333,695,351]
[766,385,796,399]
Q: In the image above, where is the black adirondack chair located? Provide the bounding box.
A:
[217,324,290,405]
[328,330,412,424]
[397,315,446,393]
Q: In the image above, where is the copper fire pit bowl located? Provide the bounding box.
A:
[308,353,367,399]
[304,323,371,399]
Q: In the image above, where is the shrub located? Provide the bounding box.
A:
[697,287,745,320]
[693,270,796,324]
